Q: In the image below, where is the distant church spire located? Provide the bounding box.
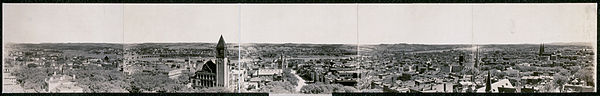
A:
[539,43,544,56]
[474,45,479,68]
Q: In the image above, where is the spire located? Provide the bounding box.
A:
[217,35,226,49]
[216,35,226,58]
[539,43,544,56]
[485,71,491,93]
[475,45,479,68]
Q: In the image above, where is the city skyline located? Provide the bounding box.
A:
[2,3,597,94]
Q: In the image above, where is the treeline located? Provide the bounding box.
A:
[300,82,357,94]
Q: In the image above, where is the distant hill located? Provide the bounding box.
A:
[547,42,594,46]
[8,43,123,51]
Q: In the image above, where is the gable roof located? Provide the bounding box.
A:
[476,79,514,93]
[200,60,216,73]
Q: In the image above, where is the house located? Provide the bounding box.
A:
[421,83,454,93]
[564,84,594,92]
[45,75,84,93]
[168,68,190,80]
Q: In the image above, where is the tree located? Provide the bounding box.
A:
[553,75,568,92]
[300,83,355,94]
[130,72,176,92]
[197,87,231,93]
[343,86,358,92]
[515,65,536,72]
[461,68,480,75]
[356,76,373,90]
[127,85,142,93]
[557,68,570,76]
[574,66,594,86]
[568,66,581,74]
[72,69,129,93]
[493,71,508,79]
[282,69,299,86]
[13,67,50,92]
[541,83,555,92]
[174,74,190,84]
[260,81,295,93]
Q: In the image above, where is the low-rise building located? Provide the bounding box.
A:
[45,75,84,93]
[476,79,515,93]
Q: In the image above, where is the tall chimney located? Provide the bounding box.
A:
[444,83,447,92]
[430,85,433,90]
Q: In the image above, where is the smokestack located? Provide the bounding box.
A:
[444,83,447,92]
[430,85,433,90]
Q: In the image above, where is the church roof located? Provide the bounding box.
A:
[199,60,217,73]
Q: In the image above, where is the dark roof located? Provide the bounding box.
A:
[200,60,216,73]
[498,87,517,93]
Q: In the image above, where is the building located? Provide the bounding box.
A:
[476,79,515,93]
[421,83,454,93]
[45,74,84,93]
[230,69,247,92]
[3,72,27,93]
[254,68,283,79]
[538,43,555,61]
[277,54,288,69]
[189,35,229,89]
[521,76,554,85]
[168,68,190,80]
[564,84,594,92]
[440,64,463,73]
[190,60,217,88]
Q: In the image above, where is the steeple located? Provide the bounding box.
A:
[474,45,479,68]
[485,71,491,93]
[214,35,228,88]
[539,43,544,56]
[216,35,226,58]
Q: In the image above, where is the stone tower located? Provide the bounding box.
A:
[216,35,229,88]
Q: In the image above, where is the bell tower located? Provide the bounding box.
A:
[215,35,228,88]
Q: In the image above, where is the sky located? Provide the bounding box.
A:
[241,4,357,44]
[2,4,597,44]
[124,4,240,43]
[359,4,596,44]
[3,4,124,43]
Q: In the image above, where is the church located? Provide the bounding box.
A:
[189,35,229,89]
